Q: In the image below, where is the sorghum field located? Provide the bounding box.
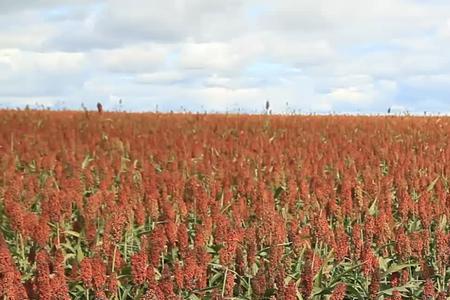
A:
[1,110,450,300]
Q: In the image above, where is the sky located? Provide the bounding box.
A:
[1,0,450,114]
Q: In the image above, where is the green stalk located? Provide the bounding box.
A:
[112,245,118,273]
[222,268,228,297]
[129,220,134,256]
[124,229,128,261]
[18,233,25,268]
[56,222,60,247]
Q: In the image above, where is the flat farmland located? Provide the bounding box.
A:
[1,111,450,299]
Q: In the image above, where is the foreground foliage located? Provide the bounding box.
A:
[1,110,450,299]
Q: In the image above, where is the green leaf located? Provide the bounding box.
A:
[439,215,447,230]
[313,263,363,297]
[72,284,85,293]
[274,186,285,199]
[381,263,418,278]
[209,272,223,286]
[81,155,93,169]
[378,257,392,272]
[263,288,276,298]
[328,263,363,286]
[368,197,378,215]
[61,242,75,253]
[345,284,366,300]
[379,281,421,296]
[427,176,440,192]
[76,244,84,262]
[65,230,81,238]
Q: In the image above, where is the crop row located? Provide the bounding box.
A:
[1,111,450,299]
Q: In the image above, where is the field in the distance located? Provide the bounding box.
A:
[1,110,450,299]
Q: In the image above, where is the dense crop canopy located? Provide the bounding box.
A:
[1,110,450,299]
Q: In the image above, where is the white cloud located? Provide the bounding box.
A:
[95,44,169,73]
[179,42,255,71]
[0,49,86,74]
[327,87,370,104]
[0,28,54,50]
[135,71,185,84]
[265,37,336,66]
[204,74,233,88]
[438,18,450,39]
[0,0,450,112]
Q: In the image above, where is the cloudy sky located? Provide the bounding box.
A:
[1,0,450,113]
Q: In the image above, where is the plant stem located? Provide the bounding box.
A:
[112,244,117,273]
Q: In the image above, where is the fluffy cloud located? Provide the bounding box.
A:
[1,0,450,113]
[95,44,170,73]
[179,41,260,71]
[135,71,186,85]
